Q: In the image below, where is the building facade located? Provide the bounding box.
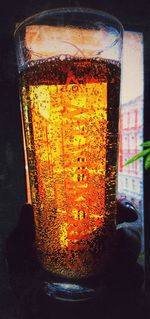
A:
[118,95,143,209]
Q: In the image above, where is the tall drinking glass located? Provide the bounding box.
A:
[14,7,123,301]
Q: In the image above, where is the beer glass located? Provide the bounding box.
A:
[14,7,123,301]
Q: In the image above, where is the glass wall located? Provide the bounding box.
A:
[118,31,144,256]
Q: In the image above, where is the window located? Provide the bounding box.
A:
[118,30,144,264]
[129,111,135,128]
[124,134,128,148]
[123,113,128,129]
[130,134,135,150]
[118,30,143,204]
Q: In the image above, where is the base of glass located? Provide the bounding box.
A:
[43,280,104,302]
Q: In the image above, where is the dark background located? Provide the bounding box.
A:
[0,0,150,318]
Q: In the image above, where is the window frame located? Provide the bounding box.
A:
[123,23,150,290]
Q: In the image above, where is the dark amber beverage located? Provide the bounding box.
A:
[20,56,120,279]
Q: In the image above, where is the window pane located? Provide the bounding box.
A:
[118,31,144,263]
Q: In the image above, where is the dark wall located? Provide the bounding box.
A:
[0,0,150,315]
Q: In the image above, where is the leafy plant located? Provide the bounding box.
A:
[124,141,150,170]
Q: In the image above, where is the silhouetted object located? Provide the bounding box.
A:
[6,204,38,275]
[6,199,144,319]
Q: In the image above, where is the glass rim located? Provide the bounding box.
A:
[14,7,123,48]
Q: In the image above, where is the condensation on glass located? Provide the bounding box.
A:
[15,8,123,300]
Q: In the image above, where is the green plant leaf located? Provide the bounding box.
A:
[145,153,150,170]
[140,141,150,147]
[124,148,150,166]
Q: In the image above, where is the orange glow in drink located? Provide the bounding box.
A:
[15,8,123,299]
[20,56,120,279]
